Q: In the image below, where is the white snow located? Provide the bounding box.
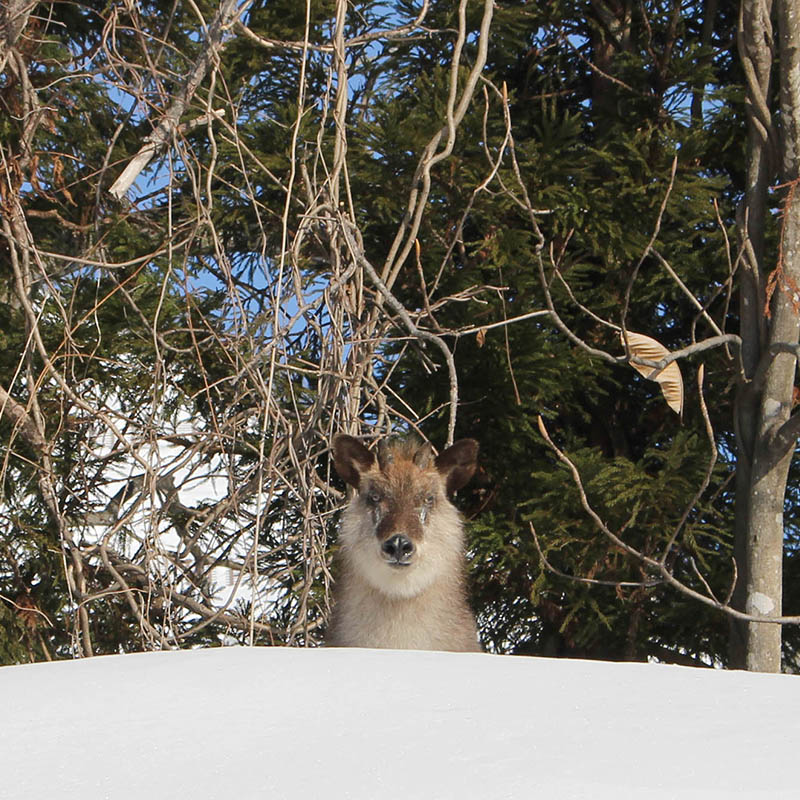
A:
[2,647,798,799]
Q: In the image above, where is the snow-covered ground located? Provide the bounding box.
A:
[3,647,798,799]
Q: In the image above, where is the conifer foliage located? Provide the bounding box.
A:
[1,0,798,670]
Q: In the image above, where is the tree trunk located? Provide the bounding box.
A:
[732,0,800,672]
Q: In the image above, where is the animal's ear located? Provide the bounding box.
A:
[332,434,376,490]
[435,439,479,496]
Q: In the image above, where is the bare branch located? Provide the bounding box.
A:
[340,219,460,446]
[108,0,241,199]
[530,522,662,590]
[537,415,800,625]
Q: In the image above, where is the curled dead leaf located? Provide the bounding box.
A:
[620,331,684,416]
[476,327,487,348]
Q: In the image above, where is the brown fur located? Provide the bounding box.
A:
[327,435,481,652]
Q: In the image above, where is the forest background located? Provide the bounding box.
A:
[2,0,800,673]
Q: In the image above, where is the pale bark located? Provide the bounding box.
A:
[732,0,800,672]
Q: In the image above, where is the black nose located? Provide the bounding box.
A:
[381,534,415,564]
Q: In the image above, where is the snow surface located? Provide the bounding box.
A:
[2,647,798,799]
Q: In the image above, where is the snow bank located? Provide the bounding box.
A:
[3,647,797,799]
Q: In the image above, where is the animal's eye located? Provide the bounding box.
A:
[425,493,435,505]
[367,489,382,504]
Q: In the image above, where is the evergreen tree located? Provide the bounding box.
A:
[2,0,798,671]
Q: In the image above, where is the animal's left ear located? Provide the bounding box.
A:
[435,439,479,496]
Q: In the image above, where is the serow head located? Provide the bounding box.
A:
[332,434,478,575]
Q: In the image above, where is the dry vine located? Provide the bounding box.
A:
[0,0,515,657]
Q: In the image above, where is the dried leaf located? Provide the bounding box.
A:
[476,327,487,348]
[620,331,684,416]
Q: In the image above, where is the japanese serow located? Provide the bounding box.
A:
[327,434,481,652]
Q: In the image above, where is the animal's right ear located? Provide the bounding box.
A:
[332,434,376,490]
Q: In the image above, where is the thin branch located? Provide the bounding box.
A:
[659,364,718,564]
[649,248,725,337]
[530,522,662,589]
[536,415,800,625]
[621,156,679,329]
[108,0,241,199]
[340,219,460,446]
[381,0,495,291]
